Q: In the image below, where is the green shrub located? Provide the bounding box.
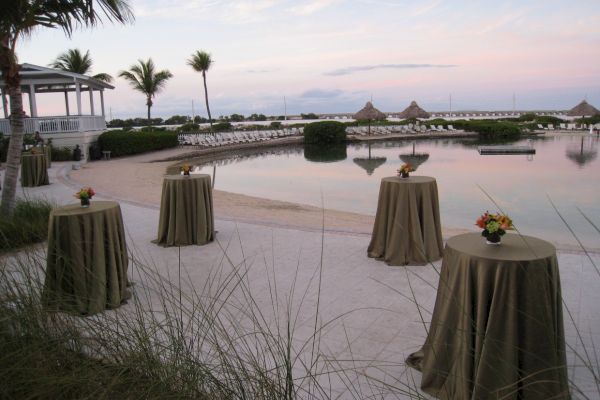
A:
[270,121,282,128]
[303,121,346,144]
[50,146,73,161]
[97,129,179,157]
[576,115,600,124]
[451,120,522,140]
[0,198,53,251]
[177,122,200,132]
[212,122,232,132]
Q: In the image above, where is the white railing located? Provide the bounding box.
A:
[0,115,106,135]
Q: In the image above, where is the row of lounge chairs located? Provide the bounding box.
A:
[538,123,600,130]
[178,128,303,147]
[347,124,459,136]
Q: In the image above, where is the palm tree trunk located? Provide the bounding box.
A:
[0,39,25,217]
[147,96,152,126]
[0,83,25,217]
[202,71,213,134]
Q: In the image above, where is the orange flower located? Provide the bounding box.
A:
[75,187,95,199]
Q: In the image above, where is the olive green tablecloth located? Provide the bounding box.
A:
[406,233,569,399]
[155,174,214,246]
[367,176,443,265]
[41,145,51,167]
[43,201,129,315]
[20,153,49,187]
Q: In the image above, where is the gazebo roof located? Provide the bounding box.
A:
[0,63,114,93]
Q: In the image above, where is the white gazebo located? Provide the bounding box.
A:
[0,63,113,158]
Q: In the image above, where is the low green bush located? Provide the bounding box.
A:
[576,115,600,124]
[212,122,232,132]
[50,146,73,161]
[97,129,179,157]
[449,120,522,140]
[303,121,346,144]
[177,122,200,132]
[270,121,282,128]
[0,198,54,251]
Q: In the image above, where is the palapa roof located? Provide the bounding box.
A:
[398,101,430,119]
[567,100,600,117]
[353,101,386,121]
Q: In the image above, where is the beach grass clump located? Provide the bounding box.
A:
[0,198,53,251]
[98,129,179,157]
[0,234,371,399]
[304,121,346,144]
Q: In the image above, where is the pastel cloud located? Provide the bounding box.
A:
[324,64,458,76]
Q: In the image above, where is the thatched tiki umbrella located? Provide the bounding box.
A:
[567,100,600,117]
[353,101,386,135]
[398,100,430,119]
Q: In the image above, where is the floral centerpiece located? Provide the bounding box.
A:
[397,163,415,178]
[476,211,513,244]
[181,164,192,176]
[75,187,96,208]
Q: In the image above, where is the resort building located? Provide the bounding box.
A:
[0,63,112,161]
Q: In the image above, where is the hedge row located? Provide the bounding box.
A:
[303,121,347,144]
[97,129,179,157]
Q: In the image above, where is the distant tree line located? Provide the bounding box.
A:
[106,112,319,127]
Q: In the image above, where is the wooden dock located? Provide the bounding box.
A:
[478,146,536,155]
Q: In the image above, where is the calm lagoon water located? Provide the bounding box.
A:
[187,132,600,248]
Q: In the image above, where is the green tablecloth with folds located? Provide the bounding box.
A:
[43,201,130,315]
[406,232,569,399]
[41,145,51,167]
[368,176,443,265]
[20,153,49,187]
[155,174,214,246]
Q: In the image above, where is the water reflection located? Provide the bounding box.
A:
[304,143,347,163]
[172,132,600,247]
[353,143,387,175]
[167,146,303,174]
[566,136,598,168]
[399,142,430,170]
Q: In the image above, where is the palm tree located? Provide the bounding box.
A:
[0,1,133,217]
[50,48,113,83]
[118,59,172,125]
[187,51,213,130]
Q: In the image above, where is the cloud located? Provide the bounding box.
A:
[324,64,457,76]
[300,89,343,98]
[290,0,342,15]
[246,69,272,74]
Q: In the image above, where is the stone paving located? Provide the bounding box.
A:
[6,160,599,399]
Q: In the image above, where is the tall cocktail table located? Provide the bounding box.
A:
[43,201,129,315]
[368,176,443,265]
[155,174,214,247]
[407,232,569,399]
